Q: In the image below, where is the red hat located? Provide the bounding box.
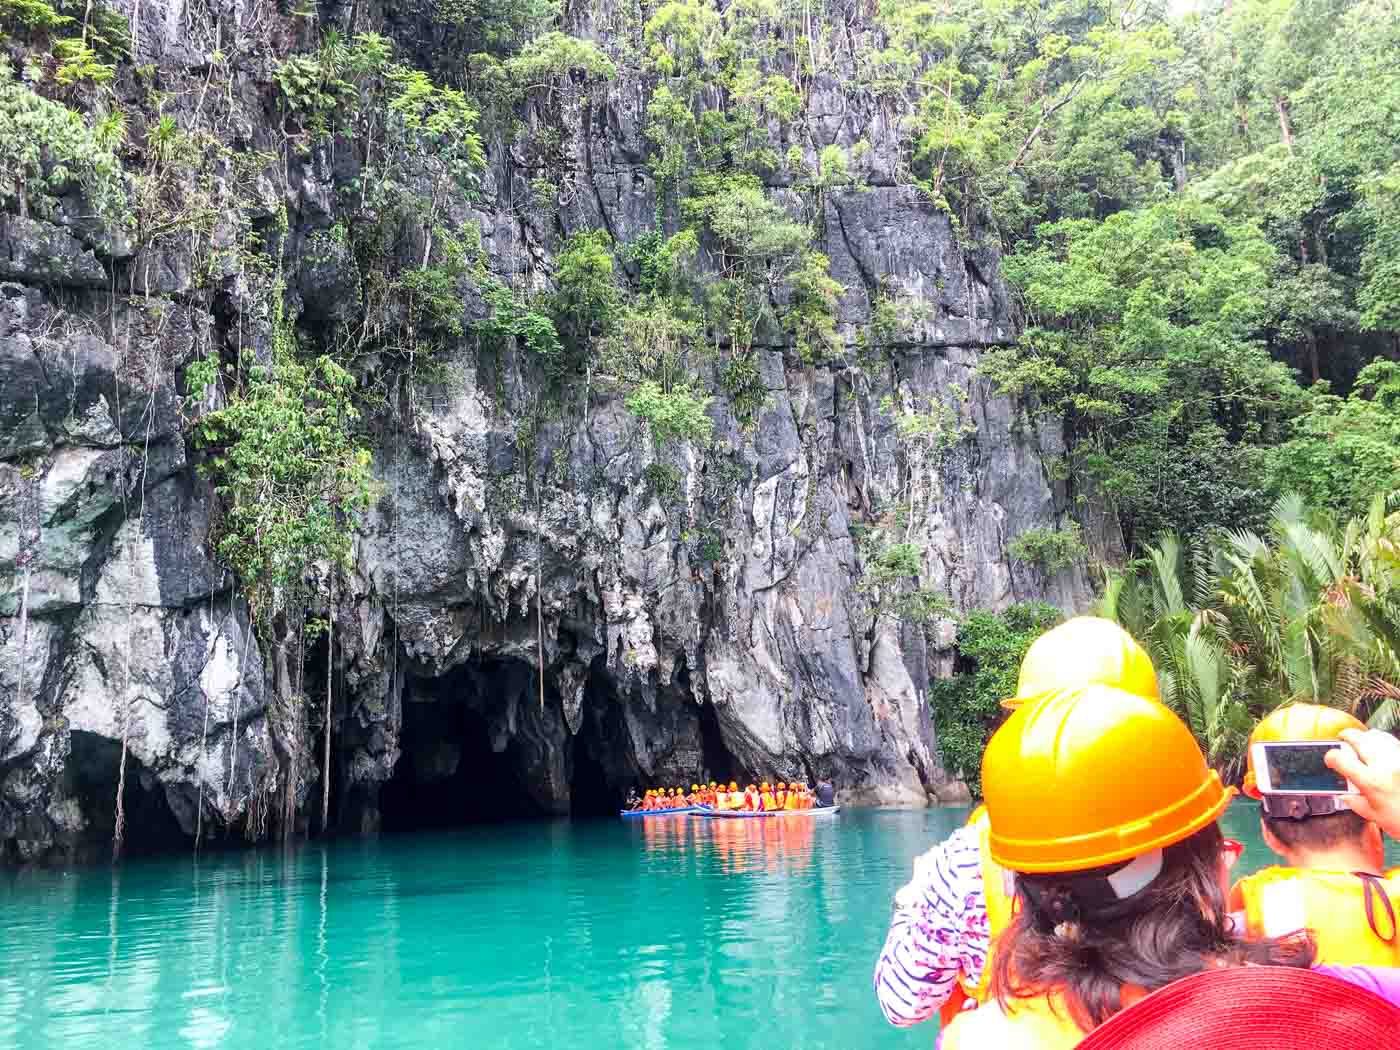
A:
[1077,967,1400,1049]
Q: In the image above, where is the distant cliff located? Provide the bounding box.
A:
[0,0,1110,861]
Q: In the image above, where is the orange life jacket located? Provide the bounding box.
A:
[939,806,1019,1026]
[761,790,776,811]
[938,990,1088,1050]
[1233,866,1400,966]
[940,983,1151,1050]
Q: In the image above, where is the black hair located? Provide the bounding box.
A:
[1263,809,1369,852]
[994,822,1316,1032]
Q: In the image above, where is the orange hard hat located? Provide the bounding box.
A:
[1242,703,1366,799]
[761,782,771,790]
[1004,616,1159,710]
[983,684,1232,874]
[777,782,787,789]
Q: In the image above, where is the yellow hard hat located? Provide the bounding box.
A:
[691,784,699,791]
[983,684,1232,874]
[710,781,717,788]
[1003,616,1159,710]
[729,781,738,791]
[1242,703,1366,799]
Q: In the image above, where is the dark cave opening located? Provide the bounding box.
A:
[372,653,747,831]
[566,659,641,818]
[568,721,617,818]
[65,731,188,858]
[696,695,735,785]
[378,676,547,831]
[375,654,735,828]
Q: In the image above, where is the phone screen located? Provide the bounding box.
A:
[1260,741,1349,793]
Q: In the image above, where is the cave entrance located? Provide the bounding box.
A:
[378,674,546,832]
[375,655,743,831]
[568,723,616,818]
[566,659,637,818]
[65,731,188,858]
[696,695,735,785]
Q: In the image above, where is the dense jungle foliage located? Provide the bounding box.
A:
[856,0,1400,776]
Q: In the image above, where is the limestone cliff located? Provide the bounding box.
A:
[0,0,1111,860]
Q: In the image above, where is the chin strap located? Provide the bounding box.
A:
[1019,850,1166,933]
[1260,794,1349,819]
[1358,872,1398,945]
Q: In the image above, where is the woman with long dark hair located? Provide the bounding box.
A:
[939,684,1321,1047]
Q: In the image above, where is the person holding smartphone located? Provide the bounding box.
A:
[1230,704,1400,965]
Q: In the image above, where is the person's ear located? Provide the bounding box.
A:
[1363,820,1385,864]
[1260,817,1287,857]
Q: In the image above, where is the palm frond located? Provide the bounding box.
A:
[1098,570,1127,622]
[1147,533,1186,618]
[1280,520,1343,591]
[1368,697,1400,732]
[1270,491,1308,535]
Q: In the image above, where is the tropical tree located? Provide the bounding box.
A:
[1103,491,1400,767]
[1101,533,1253,770]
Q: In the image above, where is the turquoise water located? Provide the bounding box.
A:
[2,802,1393,1050]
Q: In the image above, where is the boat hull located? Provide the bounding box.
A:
[699,806,841,819]
[618,806,702,818]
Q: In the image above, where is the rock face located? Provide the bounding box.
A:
[0,0,1113,861]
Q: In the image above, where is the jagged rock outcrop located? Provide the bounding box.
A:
[0,0,1114,861]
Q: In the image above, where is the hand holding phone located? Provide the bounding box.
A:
[1327,729,1400,838]
[1250,740,1357,795]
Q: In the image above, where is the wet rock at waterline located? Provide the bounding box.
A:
[0,3,1112,862]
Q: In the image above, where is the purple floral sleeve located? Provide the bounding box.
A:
[873,824,989,1027]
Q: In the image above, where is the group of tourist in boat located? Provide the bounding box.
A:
[626,780,831,812]
[873,615,1400,1047]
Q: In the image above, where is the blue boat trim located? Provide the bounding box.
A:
[618,805,702,818]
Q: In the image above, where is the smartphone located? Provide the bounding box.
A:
[1251,740,1356,795]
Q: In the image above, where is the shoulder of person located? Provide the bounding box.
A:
[940,999,1077,1050]
[894,826,986,911]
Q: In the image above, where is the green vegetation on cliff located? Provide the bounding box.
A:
[930,603,1063,789]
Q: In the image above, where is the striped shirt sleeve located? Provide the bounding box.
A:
[873,824,989,1027]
